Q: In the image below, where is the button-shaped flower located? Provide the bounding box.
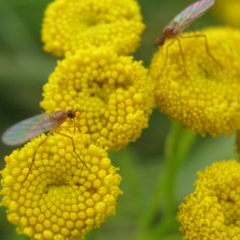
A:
[1,131,122,240]
[42,0,145,57]
[40,47,154,151]
[177,160,240,239]
[150,27,240,137]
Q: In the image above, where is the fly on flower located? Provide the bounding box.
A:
[2,110,85,182]
[155,0,219,75]
[2,110,76,146]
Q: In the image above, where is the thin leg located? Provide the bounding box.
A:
[158,40,175,79]
[22,135,49,183]
[176,37,187,77]
[56,131,88,169]
[180,34,222,67]
[22,129,86,183]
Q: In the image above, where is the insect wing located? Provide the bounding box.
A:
[2,113,59,146]
[172,0,215,32]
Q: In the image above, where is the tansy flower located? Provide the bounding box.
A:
[41,0,145,57]
[40,47,154,151]
[212,0,240,27]
[0,130,122,240]
[177,160,240,239]
[149,27,240,137]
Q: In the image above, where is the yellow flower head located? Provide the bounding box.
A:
[149,27,240,137]
[1,131,122,240]
[213,0,240,27]
[177,160,240,239]
[42,0,145,57]
[40,47,154,151]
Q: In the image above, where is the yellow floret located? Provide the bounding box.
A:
[40,47,154,151]
[213,0,240,27]
[0,130,122,240]
[177,160,240,239]
[149,27,240,137]
[42,0,145,57]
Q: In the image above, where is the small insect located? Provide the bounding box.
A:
[155,0,218,75]
[2,110,84,182]
[2,110,76,146]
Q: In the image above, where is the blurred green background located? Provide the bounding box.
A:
[0,0,237,239]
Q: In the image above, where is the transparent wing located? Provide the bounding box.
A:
[1,113,59,146]
[172,0,215,31]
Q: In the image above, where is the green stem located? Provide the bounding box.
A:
[138,122,198,238]
[112,150,143,215]
[164,123,194,213]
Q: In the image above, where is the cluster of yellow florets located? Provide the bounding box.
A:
[177,160,240,239]
[1,0,152,239]
[4,0,240,239]
[1,130,122,240]
[42,0,145,57]
[150,27,240,137]
[40,47,154,151]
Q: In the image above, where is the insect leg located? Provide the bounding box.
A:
[176,37,187,77]
[180,34,222,67]
[158,40,175,79]
[22,135,50,183]
[56,131,88,169]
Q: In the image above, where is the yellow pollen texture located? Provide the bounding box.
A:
[40,47,154,151]
[0,131,122,240]
[177,160,240,240]
[149,27,240,137]
[41,0,145,57]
